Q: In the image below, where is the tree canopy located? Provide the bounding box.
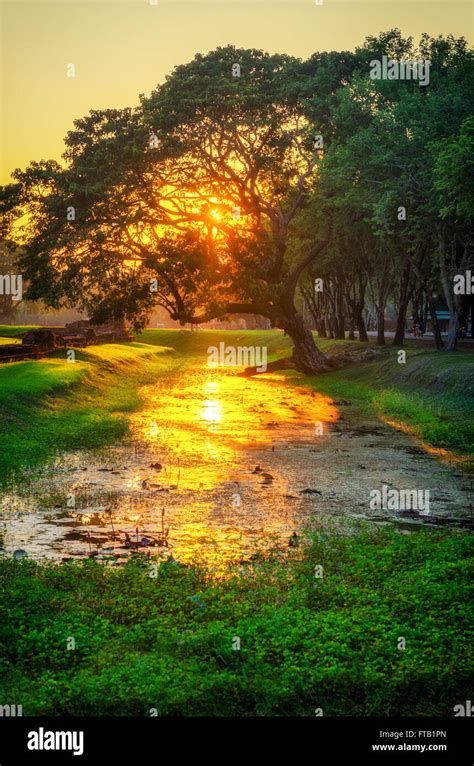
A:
[1,30,473,367]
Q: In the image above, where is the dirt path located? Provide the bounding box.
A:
[1,364,472,567]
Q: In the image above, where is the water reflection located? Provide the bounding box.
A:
[0,367,339,568]
[201,399,222,424]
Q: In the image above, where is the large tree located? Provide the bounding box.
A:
[2,47,360,373]
[4,34,471,364]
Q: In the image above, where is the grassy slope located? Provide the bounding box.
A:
[0,325,38,338]
[309,346,474,456]
[0,342,175,487]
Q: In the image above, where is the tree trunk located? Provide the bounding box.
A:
[446,315,458,351]
[317,319,327,338]
[372,256,391,348]
[438,233,470,353]
[335,284,345,339]
[429,296,444,350]
[357,313,368,342]
[392,263,412,346]
[392,302,409,346]
[347,271,369,343]
[283,314,332,373]
[376,306,385,345]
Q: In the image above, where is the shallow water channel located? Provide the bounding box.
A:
[1,366,472,568]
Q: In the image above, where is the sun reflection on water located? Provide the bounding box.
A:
[134,370,338,495]
[201,399,222,424]
[1,367,340,569]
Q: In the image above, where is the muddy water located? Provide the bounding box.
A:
[1,366,472,568]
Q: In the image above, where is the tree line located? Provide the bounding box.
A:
[1,29,472,371]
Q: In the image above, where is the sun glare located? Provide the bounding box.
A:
[201,399,223,424]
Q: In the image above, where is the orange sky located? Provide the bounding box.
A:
[1,0,472,185]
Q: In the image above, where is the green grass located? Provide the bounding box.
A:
[137,327,294,361]
[0,343,175,487]
[0,324,39,338]
[0,526,472,716]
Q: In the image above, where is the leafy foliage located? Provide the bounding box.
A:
[0,528,472,716]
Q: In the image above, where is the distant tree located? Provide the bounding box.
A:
[306,31,473,348]
[433,117,474,347]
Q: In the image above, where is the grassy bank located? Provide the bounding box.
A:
[0,526,472,716]
[0,342,174,487]
[0,325,39,339]
[305,346,474,458]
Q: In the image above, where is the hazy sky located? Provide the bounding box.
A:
[1,0,472,184]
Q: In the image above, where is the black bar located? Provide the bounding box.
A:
[0,717,471,765]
